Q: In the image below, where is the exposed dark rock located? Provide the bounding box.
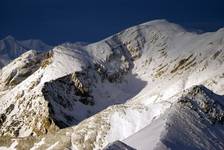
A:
[0,114,6,127]
[178,85,224,124]
[103,140,136,150]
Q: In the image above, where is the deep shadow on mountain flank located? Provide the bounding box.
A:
[42,70,147,128]
[41,27,148,128]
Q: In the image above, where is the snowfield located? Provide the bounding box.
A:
[0,20,224,150]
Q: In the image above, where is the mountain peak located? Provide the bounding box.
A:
[0,36,52,68]
[4,35,15,40]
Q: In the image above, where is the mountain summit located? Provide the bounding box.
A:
[0,20,224,150]
[0,36,52,68]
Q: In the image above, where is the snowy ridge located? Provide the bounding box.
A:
[124,85,224,150]
[0,36,51,68]
[0,20,224,149]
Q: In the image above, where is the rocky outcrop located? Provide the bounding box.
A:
[103,140,136,150]
[0,50,43,92]
[179,85,224,124]
[42,71,94,128]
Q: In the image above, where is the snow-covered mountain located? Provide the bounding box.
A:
[123,85,224,150]
[0,20,224,150]
[0,35,51,68]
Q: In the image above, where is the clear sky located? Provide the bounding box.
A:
[0,0,224,45]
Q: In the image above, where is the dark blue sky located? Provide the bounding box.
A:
[0,0,224,45]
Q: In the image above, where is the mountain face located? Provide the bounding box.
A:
[0,36,51,68]
[123,85,224,150]
[0,20,224,150]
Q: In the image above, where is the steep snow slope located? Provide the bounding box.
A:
[0,36,51,68]
[0,20,224,150]
[124,85,224,150]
